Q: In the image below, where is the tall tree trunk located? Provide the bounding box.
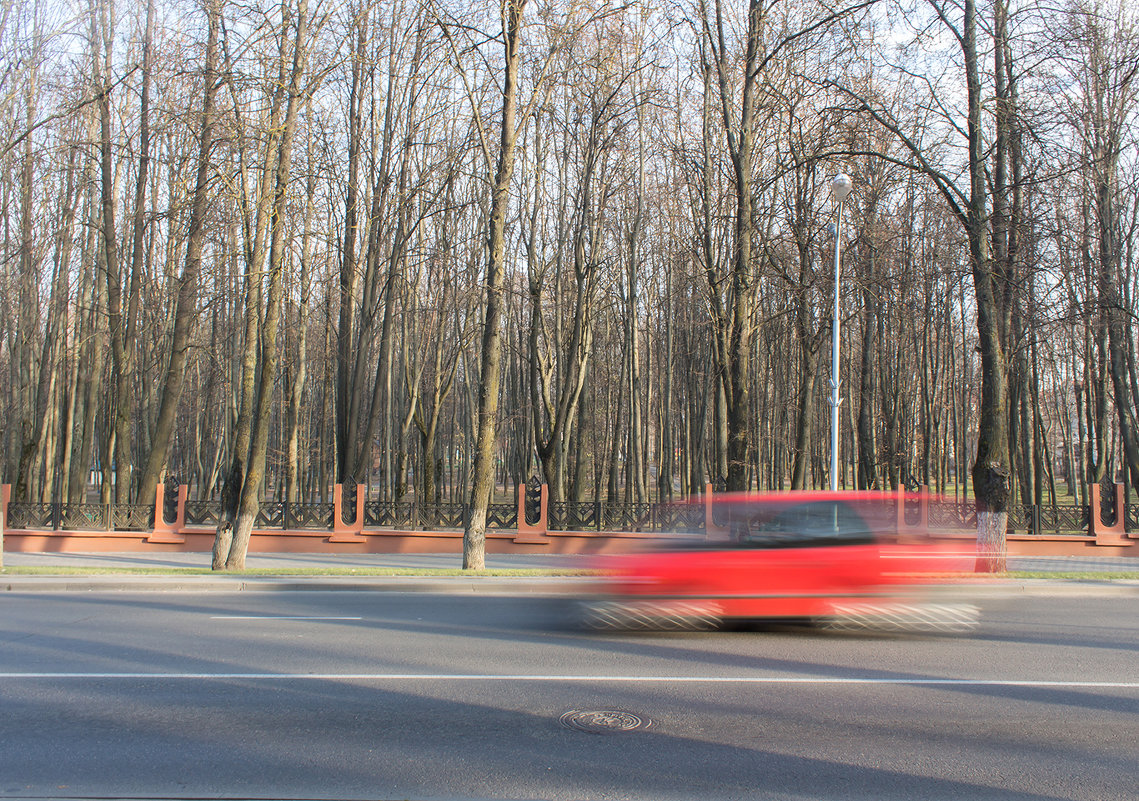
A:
[970,0,1011,571]
[224,0,308,570]
[119,0,156,489]
[93,0,134,504]
[857,252,879,489]
[213,6,290,567]
[462,0,526,570]
[702,0,763,491]
[71,189,106,503]
[137,0,218,507]
[285,105,315,504]
[659,266,675,501]
[12,20,41,501]
[336,10,366,484]
[790,342,823,490]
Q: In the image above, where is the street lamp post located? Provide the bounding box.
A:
[829,173,853,492]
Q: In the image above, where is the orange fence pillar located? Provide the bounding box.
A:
[896,486,931,534]
[704,483,731,541]
[148,483,187,543]
[330,484,367,542]
[515,482,549,542]
[1091,484,1131,546]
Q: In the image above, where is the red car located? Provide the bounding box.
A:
[581,492,978,632]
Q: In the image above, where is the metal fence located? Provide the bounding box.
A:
[7,503,154,531]
[547,501,705,533]
[360,501,518,530]
[4,497,1132,536]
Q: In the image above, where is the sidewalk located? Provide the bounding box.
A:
[1,551,1137,596]
[0,551,586,570]
[0,551,599,594]
[3,551,1137,572]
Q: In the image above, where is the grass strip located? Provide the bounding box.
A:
[1008,571,1139,581]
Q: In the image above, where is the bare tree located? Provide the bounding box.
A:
[217,0,310,570]
[137,0,219,507]
[1056,0,1139,489]
[446,0,529,570]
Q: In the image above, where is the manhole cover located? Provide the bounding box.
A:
[560,710,650,734]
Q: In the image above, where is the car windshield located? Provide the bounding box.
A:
[738,501,875,548]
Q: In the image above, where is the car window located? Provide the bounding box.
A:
[740,501,875,549]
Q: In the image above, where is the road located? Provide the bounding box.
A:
[1,589,1137,801]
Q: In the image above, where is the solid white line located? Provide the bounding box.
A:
[0,673,1137,687]
[209,616,363,620]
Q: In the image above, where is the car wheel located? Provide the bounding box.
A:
[577,600,722,632]
[819,602,981,634]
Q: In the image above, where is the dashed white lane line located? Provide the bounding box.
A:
[0,673,1137,687]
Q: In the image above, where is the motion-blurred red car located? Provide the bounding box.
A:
[581,492,978,632]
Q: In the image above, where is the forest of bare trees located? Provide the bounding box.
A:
[1,0,1136,567]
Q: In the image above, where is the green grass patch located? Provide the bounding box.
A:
[1007,571,1139,581]
[0,566,594,578]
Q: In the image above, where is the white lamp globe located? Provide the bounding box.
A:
[830,173,853,203]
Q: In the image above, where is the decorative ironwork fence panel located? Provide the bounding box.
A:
[600,502,653,531]
[418,503,465,530]
[903,495,922,526]
[7,503,54,529]
[60,504,111,530]
[523,477,542,525]
[1038,504,1090,535]
[548,501,599,531]
[654,503,705,533]
[1005,504,1034,534]
[371,501,391,528]
[927,501,975,530]
[1128,503,1138,532]
[286,503,334,529]
[711,501,730,528]
[1100,481,1118,526]
[339,483,359,525]
[255,502,286,529]
[364,502,418,528]
[112,505,154,531]
[185,501,223,527]
[163,480,181,524]
[880,496,899,523]
[485,503,517,529]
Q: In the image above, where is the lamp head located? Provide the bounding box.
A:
[830,173,853,203]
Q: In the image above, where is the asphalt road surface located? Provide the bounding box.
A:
[1,589,1136,801]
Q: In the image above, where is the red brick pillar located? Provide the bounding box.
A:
[704,483,731,541]
[896,486,931,534]
[1091,484,1130,546]
[515,483,549,542]
[149,483,187,543]
[330,484,367,542]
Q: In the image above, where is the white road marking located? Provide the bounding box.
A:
[0,673,1136,687]
[209,615,363,620]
